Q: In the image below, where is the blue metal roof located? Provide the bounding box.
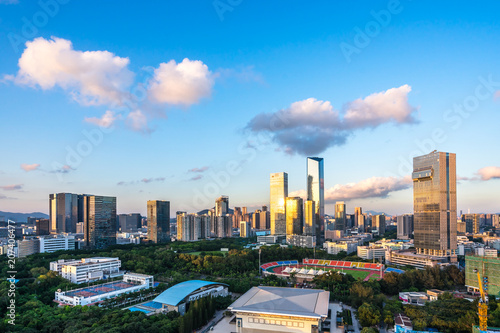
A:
[153,280,227,306]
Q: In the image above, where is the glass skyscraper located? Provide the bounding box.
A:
[307,157,324,243]
[49,193,80,234]
[413,151,457,257]
[147,200,170,243]
[286,197,303,236]
[270,172,288,235]
[84,195,117,249]
[334,201,346,232]
[304,200,316,236]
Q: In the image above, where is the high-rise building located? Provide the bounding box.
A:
[304,200,316,236]
[118,213,142,232]
[372,214,386,235]
[270,172,288,235]
[35,218,50,236]
[240,221,251,238]
[83,195,117,250]
[463,214,480,234]
[233,207,242,228]
[285,197,303,236]
[215,196,229,216]
[215,215,232,238]
[334,202,346,232]
[397,214,414,239]
[49,193,81,234]
[147,200,170,243]
[413,151,457,257]
[358,214,366,231]
[493,214,500,228]
[307,157,324,243]
[354,207,362,228]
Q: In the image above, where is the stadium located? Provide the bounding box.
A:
[261,259,386,282]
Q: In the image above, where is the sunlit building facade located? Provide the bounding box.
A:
[49,193,80,234]
[304,200,316,236]
[270,172,288,235]
[334,201,346,232]
[286,197,303,236]
[413,151,457,258]
[307,157,324,244]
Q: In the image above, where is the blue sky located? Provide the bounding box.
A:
[1,0,499,216]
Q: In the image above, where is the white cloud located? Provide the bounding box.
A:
[325,176,412,202]
[148,58,214,106]
[126,110,151,133]
[8,37,134,106]
[85,110,120,128]
[290,176,411,203]
[477,166,500,181]
[246,85,416,155]
[0,184,23,191]
[21,163,40,172]
[344,85,417,128]
[188,166,209,173]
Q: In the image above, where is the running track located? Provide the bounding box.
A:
[271,265,382,281]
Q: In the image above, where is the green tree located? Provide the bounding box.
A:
[357,302,381,327]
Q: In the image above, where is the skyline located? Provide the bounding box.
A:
[1,1,500,215]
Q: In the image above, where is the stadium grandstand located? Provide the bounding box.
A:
[261,259,385,282]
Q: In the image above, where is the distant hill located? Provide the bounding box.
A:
[197,208,234,215]
[0,211,49,223]
[365,210,389,216]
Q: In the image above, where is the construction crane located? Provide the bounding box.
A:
[474,268,488,332]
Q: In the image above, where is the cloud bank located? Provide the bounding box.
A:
[0,184,23,191]
[21,163,40,172]
[477,166,500,181]
[247,85,417,155]
[290,176,411,202]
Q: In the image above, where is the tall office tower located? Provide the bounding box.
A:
[242,207,247,215]
[457,220,466,234]
[118,213,142,232]
[413,151,457,257]
[286,197,303,236]
[176,211,187,241]
[233,207,242,228]
[147,200,170,243]
[397,214,414,239]
[35,218,50,235]
[260,209,270,229]
[304,200,316,236]
[215,196,229,216]
[49,193,80,234]
[83,195,117,249]
[252,210,261,229]
[372,214,386,234]
[493,214,500,228]
[307,157,324,243]
[358,214,366,231]
[354,207,362,227]
[270,172,288,235]
[240,220,251,238]
[334,202,346,232]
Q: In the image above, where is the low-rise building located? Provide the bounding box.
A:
[357,245,387,260]
[286,235,316,248]
[386,249,451,269]
[153,280,228,315]
[39,235,75,253]
[50,257,122,284]
[323,240,358,255]
[228,286,330,332]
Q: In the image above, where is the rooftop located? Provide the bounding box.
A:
[153,280,227,306]
[228,286,329,319]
